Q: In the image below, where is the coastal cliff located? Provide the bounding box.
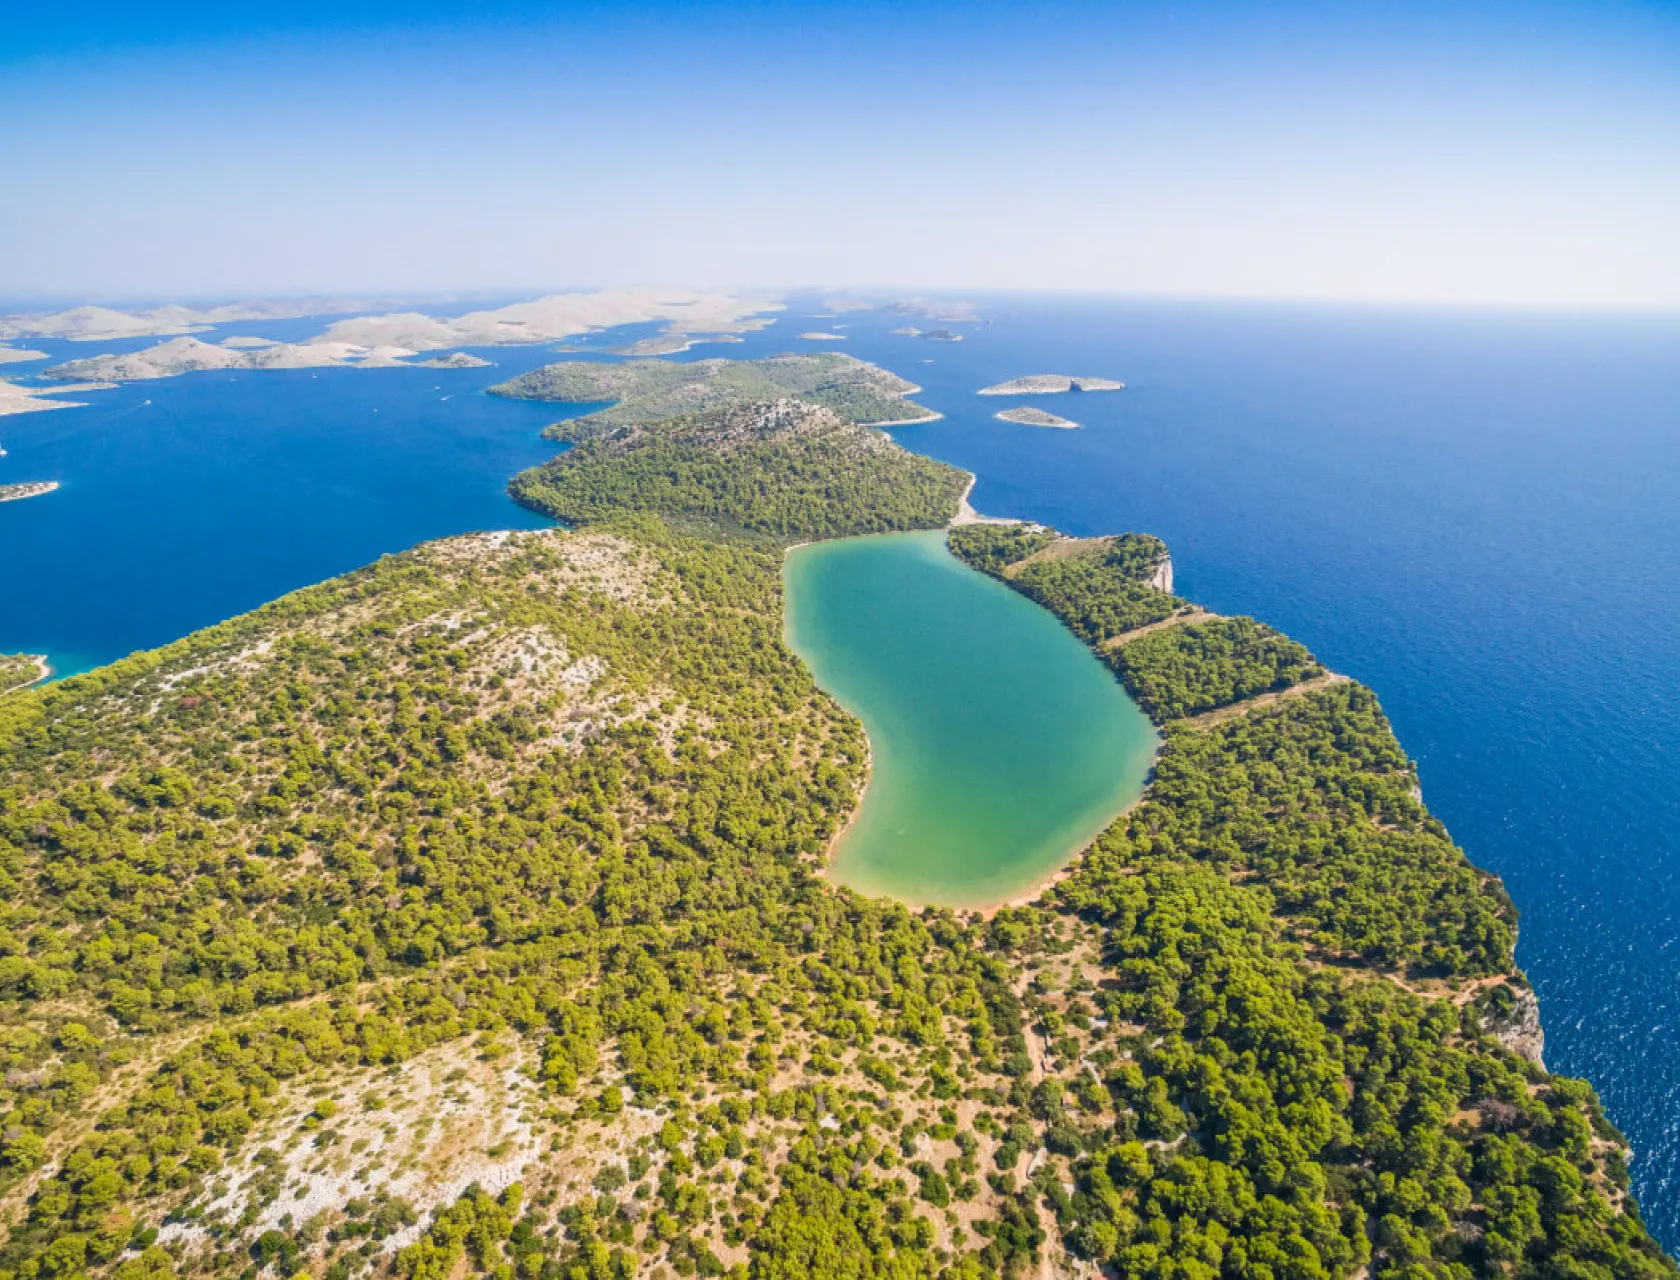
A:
[1149,551,1174,594]
[1484,980,1548,1068]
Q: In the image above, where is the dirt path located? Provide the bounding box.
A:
[1000,536,1109,578]
[1180,672,1351,729]
[1303,954,1507,1008]
[1102,610,1220,649]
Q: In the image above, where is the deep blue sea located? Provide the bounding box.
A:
[3,295,1679,1244]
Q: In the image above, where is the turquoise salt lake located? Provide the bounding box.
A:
[784,530,1156,908]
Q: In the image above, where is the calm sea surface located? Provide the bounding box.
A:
[2,296,1678,1243]
[785,530,1156,908]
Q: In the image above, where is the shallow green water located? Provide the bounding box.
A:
[784,530,1157,908]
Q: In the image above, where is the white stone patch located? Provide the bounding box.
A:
[161,1039,543,1257]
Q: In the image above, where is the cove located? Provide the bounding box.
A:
[784,529,1157,908]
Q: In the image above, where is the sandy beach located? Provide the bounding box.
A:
[949,473,1016,526]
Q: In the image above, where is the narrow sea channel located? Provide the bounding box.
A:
[784,529,1157,908]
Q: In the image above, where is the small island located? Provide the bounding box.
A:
[0,347,48,364]
[798,331,846,341]
[416,352,494,369]
[978,373,1125,394]
[996,406,1078,429]
[892,326,964,342]
[0,480,60,503]
[608,333,745,356]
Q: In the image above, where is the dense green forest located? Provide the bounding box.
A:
[489,354,939,434]
[0,359,1668,1280]
[1108,616,1325,719]
[509,398,965,541]
[948,526,1184,643]
[951,516,1668,1276]
[0,655,43,695]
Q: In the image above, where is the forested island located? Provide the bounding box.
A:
[0,353,1668,1280]
[488,353,941,431]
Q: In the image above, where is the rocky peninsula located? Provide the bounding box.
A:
[0,480,60,503]
[0,378,111,418]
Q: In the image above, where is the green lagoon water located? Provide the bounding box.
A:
[784,530,1157,908]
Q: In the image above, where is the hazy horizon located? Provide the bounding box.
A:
[6,286,1680,321]
[4,0,1677,309]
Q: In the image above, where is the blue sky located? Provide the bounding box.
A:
[2,0,1676,307]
